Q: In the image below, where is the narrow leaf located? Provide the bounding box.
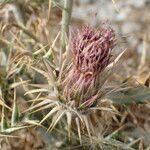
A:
[66,111,72,141]
[107,87,150,104]
[40,106,60,124]
[75,117,82,144]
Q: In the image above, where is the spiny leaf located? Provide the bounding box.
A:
[40,106,60,124]
[31,66,48,78]
[23,119,41,127]
[43,31,60,58]
[11,90,19,127]
[89,107,114,112]
[0,89,11,110]
[106,138,135,150]
[48,109,66,131]
[11,102,19,127]
[0,134,18,138]
[24,99,57,112]
[75,117,82,144]
[24,88,49,95]
[1,108,8,132]
[2,125,33,134]
[107,87,150,104]
[9,80,29,89]
[0,98,11,110]
[33,44,49,55]
[127,138,142,147]
[43,60,57,89]
[31,103,56,113]
[105,126,124,140]
[66,111,72,141]
[82,115,92,143]
[106,49,126,70]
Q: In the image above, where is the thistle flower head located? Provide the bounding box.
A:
[64,25,116,105]
[71,26,115,78]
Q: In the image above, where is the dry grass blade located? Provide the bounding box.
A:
[11,88,19,127]
[48,109,66,132]
[10,31,26,49]
[31,66,47,78]
[9,80,29,89]
[48,0,52,20]
[0,134,19,139]
[33,44,49,55]
[75,117,82,144]
[24,99,57,112]
[29,84,50,89]
[11,23,40,42]
[23,119,42,127]
[89,107,114,112]
[111,0,120,12]
[127,138,142,147]
[0,88,9,110]
[0,38,25,51]
[1,107,8,132]
[7,66,20,79]
[58,61,66,83]
[139,34,147,69]
[68,109,84,124]
[106,138,135,150]
[31,103,56,113]
[24,88,49,95]
[105,126,124,140]
[3,125,34,134]
[82,115,92,143]
[43,60,56,88]
[107,49,126,70]
[66,111,72,141]
[43,31,60,58]
[0,98,11,110]
[40,106,60,124]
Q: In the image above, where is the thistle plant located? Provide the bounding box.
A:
[26,24,124,145]
[0,1,149,149]
[64,26,116,107]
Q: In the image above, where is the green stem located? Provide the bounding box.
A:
[60,0,73,52]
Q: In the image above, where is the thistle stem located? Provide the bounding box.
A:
[60,0,73,52]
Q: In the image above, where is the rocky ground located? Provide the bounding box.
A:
[73,0,150,55]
